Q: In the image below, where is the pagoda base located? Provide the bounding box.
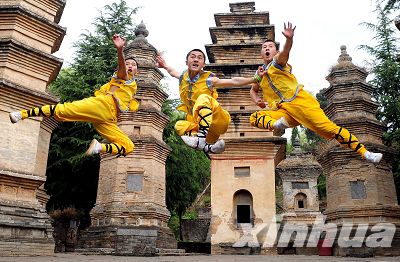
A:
[0,200,54,256]
[325,205,400,257]
[78,225,177,256]
[211,243,277,255]
[330,224,400,257]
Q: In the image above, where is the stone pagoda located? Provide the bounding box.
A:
[318,46,400,256]
[205,2,286,255]
[0,0,66,256]
[276,136,322,223]
[275,135,322,255]
[78,22,177,256]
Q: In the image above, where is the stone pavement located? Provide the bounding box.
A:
[1,254,400,262]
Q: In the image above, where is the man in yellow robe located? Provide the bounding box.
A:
[250,22,382,163]
[9,34,139,157]
[156,49,263,154]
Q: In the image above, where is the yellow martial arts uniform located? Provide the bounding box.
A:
[21,73,139,156]
[250,59,368,158]
[175,70,231,144]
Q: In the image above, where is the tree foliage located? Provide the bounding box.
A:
[45,0,138,228]
[380,0,400,10]
[359,2,400,202]
[360,5,400,135]
[290,126,299,145]
[162,99,210,240]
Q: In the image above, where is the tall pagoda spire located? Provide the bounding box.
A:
[205,2,285,255]
[318,46,400,256]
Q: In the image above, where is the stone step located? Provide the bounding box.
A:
[74,248,209,256]
[75,248,209,256]
[156,252,208,256]
[156,248,186,254]
[74,248,114,255]
[155,248,187,256]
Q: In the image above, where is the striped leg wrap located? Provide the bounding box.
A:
[198,106,212,135]
[254,112,273,130]
[335,127,363,153]
[105,143,126,157]
[27,104,57,118]
[203,143,214,154]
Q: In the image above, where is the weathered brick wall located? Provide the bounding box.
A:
[181,219,210,242]
[78,225,176,256]
[0,200,54,256]
[0,0,66,256]
[115,228,158,256]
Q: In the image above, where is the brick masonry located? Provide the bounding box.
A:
[205,2,285,255]
[78,22,177,256]
[0,0,66,256]
[78,225,176,256]
[317,46,400,256]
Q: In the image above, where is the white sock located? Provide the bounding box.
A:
[95,141,102,153]
[274,117,289,130]
[364,151,383,164]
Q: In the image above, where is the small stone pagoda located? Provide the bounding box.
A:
[0,0,66,256]
[318,46,400,256]
[78,23,177,256]
[275,136,322,255]
[205,2,286,255]
[276,136,322,224]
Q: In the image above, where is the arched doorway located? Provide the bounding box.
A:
[294,192,307,209]
[233,189,254,225]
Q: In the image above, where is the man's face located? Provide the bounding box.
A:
[186,51,205,73]
[125,59,138,76]
[261,41,278,62]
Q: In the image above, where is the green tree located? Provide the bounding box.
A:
[360,2,400,202]
[315,88,329,110]
[316,174,327,203]
[379,0,400,29]
[162,99,210,240]
[290,126,299,145]
[381,0,400,10]
[45,0,139,228]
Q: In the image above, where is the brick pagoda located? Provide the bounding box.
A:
[0,0,66,256]
[205,2,285,255]
[78,22,177,256]
[318,45,400,256]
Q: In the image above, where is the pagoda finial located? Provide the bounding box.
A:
[292,134,302,155]
[133,21,149,43]
[338,45,352,64]
[327,45,358,74]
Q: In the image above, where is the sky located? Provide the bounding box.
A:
[54,0,386,139]
[55,0,382,96]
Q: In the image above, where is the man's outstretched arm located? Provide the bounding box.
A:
[211,65,266,88]
[275,22,296,67]
[113,34,128,80]
[156,54,180,79]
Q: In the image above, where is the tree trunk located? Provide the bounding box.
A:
[178,212,183,241]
